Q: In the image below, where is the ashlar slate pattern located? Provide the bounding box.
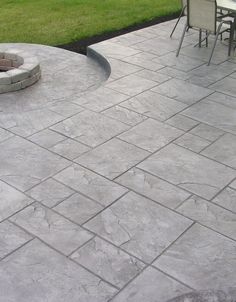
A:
[1,17,236,302]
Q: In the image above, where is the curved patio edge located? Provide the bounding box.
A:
[87,46,111,79]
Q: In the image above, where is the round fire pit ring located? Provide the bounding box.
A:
[0,49,41,93]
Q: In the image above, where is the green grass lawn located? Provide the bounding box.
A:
[1,0,180,46]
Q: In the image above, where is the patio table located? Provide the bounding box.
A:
[217,0,236,52]
[217,0,236,12]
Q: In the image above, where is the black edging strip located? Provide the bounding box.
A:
[57,12,180,55]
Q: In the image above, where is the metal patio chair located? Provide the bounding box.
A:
[176,0,234,65]
[170,0,187,37]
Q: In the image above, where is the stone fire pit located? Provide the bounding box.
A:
[0,49,41,93]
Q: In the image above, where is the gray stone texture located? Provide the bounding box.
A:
[177,196,236,240]
[0,136,70,191]
[0,239,116,302]
[166,289,236,302]
[106,74,157,96]
[121,90,187,121]
[10,203,93,255]
[54,164,128,206]
[102,105,147,126]
[116,168,190,209]
[2,19,236,301]
[174,133,210,153]
[201,133,236,169]
[154,224,236,289]
[50,110,129,147]
[54,193,103,224]
[152,78,212,105]
[112,267,189,302]
[0,180,32,222]
[213,187,236,214]
[0,221,32,259]
[27,178,74,208]
[118,118,183,152]
[183,99,236,135]
[71,237,145,288]
[138,144,236,199]
[50,138,90,160]
[190,123,224,142]
[85,192,192,262]
[166,114,199,131]
[76,138,149,179]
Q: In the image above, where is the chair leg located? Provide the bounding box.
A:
[208,22,224,65]
[199,29,202,48]
[170,6,186,38]
[176,23,188,57]
[206,31,208,47]
[228,22,234,57]
[193,31,211,48]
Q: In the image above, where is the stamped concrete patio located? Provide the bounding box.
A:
[1,17,236,302]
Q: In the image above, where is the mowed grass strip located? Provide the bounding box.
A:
[1,0,180,46]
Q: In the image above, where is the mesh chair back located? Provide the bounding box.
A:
[187,0,216,33]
